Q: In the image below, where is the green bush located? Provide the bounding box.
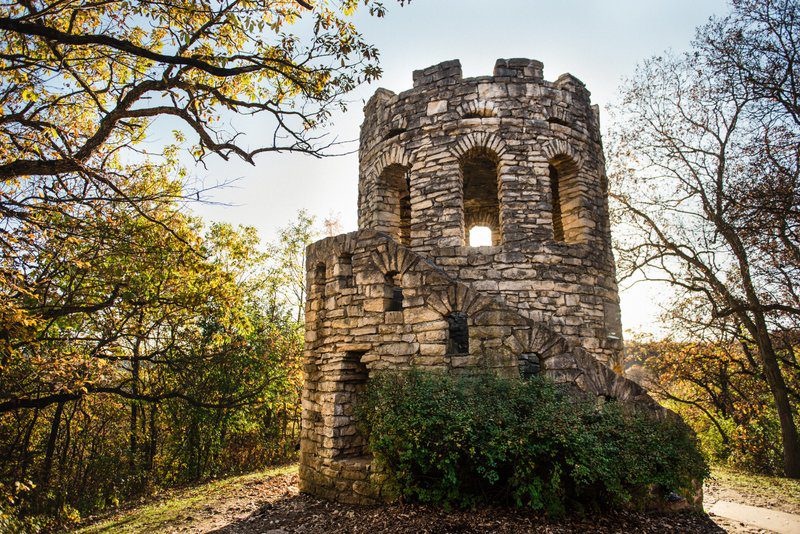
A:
[357,370,708,515]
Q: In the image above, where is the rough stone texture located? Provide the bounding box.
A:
[299,59,671,506]
[358,58,623,367]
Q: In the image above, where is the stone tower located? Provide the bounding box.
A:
[299,59,661,504]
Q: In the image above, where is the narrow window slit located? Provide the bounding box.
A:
[547,117,570,127]
[446,312,469,355]
[384,271,403,312]
[549,164,564,242]
[382,128,406,141]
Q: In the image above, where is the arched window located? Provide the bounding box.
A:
[549,165,564,242]
[384,271,403,312]
[460,148,501,246]
[375,164,411,246]
[333,350,369,459]
[548,156,582,243]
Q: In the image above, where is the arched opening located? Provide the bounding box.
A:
[333,350,370,459]
[549,165,564,242]
[375,164,411,246]
[460,148,501,246]
[519,353,542,379]
[548,156,582,244]
[468,226,493,247]
[384,271,403,312]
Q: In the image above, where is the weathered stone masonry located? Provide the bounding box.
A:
[299,59,666,504]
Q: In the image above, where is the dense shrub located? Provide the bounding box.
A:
[357,370,707,515]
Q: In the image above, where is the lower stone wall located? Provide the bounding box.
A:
[299,230,663,504]
[427,242,624,370]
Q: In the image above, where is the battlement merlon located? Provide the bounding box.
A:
[362,59,594,128]
[492,58,544,80]
[412,59,463,88]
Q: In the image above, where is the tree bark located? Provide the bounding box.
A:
[40,401,64,497]
[750,318,800,477]
[129,340,141,473]
[19,407,39,480]
[147,403,157,472]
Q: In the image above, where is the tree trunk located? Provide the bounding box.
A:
[753,324,800,477]
[39,401,64,502]
[20,407,39,480]
[129,354,140,473]
[147,403,157,472]
[55,404,75,510]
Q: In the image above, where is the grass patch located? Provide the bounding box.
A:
[75,464,298,534]
[710,466,800,510]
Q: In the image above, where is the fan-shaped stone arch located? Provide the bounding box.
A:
[369,241,420,277]
[457,99,497,118]
[541,139,583,170]
[370,145,412,178]
[425,283,490,319]
[451,132,509,165]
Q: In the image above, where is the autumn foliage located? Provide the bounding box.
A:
[628,336,800,474]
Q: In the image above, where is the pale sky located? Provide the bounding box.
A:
[189,0,731,337]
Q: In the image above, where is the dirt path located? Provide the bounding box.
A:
[77,466,300,534]
[704,468,800,533]
[706,501,800,534]
[78,465,800,533]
